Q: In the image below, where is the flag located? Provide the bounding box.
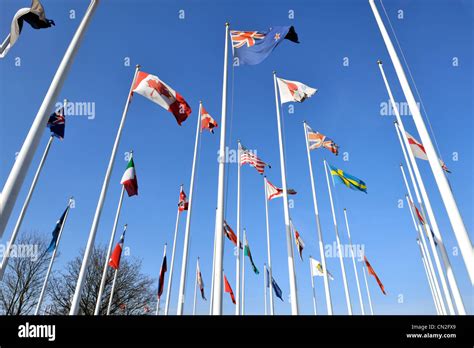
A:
[290,220,305,260]
[223,220,242,249]
[364,256,386,295]
[46,206,69,253]
[405,131,451,173]
[132,71,192,125]
[46,108,65,139]
[310,257,334,280]
[230,26,299,65]
[196,259,206,300]
[109,230,126,270]
[243,232,259,274]
[277,77,317,104]
[178,186,189,212]
[305,124,338,155]
[224,275,236,304]
[240,145,270,174]
[200,106,218,133]
[328,164,367,193]
[120,157,138,196]
[157,250,167,299]
[265,267,270,288]
[408,198,438,246]
[265,179,297,200]
[1,0,55,59]
[271,276,283,301]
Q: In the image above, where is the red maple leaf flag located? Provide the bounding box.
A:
[224,275,236,304]
[201,106,218,133]
[364,256,386,295]
[132,71,192,125]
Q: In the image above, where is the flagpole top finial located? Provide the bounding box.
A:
[399,163,403,167]
[136,64,141,69]
[199,100,202,104]
[343,208,346,211]
[272,70,276,75]
[69,196,74,201]
[377,59,383,65]
[225,22,230,27]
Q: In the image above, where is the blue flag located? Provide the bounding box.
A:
[271,277,283,301]
[47,108,65,139]
[328,164,367,193]
[230,26,299,65]
[46,206,69,253]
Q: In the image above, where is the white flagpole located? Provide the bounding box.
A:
[235,141,242,315]
[309,256,317,315]
[176,100,202,315]
[0,135,54,280]
[0,0,100,238]
[35,197,72,315]
[263,263,268,315]
[272,71,299,315]
[343,208,365,315]
[0,33,11,57]
[362,264,374,315]
[378,59,462,315]
[323,160,353,315]
[303,121,333,315]
[193,258,199,315]
[94,189,126,315]
[106,269,119,315]
[241,228,246,315]
[370,0,474,284]
[416,238,441,314]
[209,220,216,314]
[211,22,230,316]
[263,177,275,315]
[69,65,140,315]
[165,186,183,315]
[157,243,167,315]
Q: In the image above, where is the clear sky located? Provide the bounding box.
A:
[0,0,472,315]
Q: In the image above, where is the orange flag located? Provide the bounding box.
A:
[364,256,386,295]
[223,275,236,304]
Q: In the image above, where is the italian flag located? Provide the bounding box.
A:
[121,157,138,196]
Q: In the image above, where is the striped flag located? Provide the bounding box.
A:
[364,256,386,295]
[243,232,259,274]
[120,157,138,197]
[405,131,451,173]
[157,249,167,299]
[109,229,126,270]
[240,144,270,174]
[305,124,339,155]
[224,275,236,304]
[265,179,297,200]
[290,220,305,260]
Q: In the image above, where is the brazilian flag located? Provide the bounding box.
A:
[329,164,367,193]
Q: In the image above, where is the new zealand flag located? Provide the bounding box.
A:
[47,108,65,139]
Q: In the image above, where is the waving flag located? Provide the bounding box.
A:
[269,270,283,301]
[120,157,138,196]
[405,131,451,173]
[178,186,189,212]
[364,256,386,295]
[109,229,126,270]
[1,0,55,58]
[277,77,317,104]
[305,124,338,155]
[132,71,192,125]
[240,145,270,174]
[290,220,305,260]
[196,259,206,300]
[46,206,69,253]
[329,164,367,193]
[224,275,236,304]
[230,26,299,65]
[157,249,167,299]
[223,220,242,249]
[408,198,438,246]
[243,232,259,274]
[265,179,297,200]
[310,257,334,280]
[201,106,218,133]
[47,108,65,139]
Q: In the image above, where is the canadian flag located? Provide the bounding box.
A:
[276,77,317,104]
[200,106,218,133]
[132,71,192,125]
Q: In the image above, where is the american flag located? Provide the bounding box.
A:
[240,145,270,174]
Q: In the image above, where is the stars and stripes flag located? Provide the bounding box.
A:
[47,107,65,139]
[277,77,317,104]
[223,275,236,304]
[405,131,451,173]
[305,124,339,155]
[223,220,242,249]
[196,259,206,300]
[240,145,270,174]
[290,220,305,260]
[200,106,218,133]
[265,178,297,200]
[120,156,138,197]
[109,228,126,270]
[364,256,386,295]
[178,186,189,212]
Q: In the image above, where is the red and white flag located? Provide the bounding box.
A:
[200,106,218,133]
[109,229,126,270]
[276,77,317,104]
[240,145,270,174]
[265,178,297,200]
[132,71,192,125]
[178,186,189,212]
[223,220,242,249]
[405,131,451,173]
[120,157,138,197]
[224,275,236,304]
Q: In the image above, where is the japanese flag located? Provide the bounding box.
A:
[277,77,317,104]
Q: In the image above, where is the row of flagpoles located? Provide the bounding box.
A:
[0,0,471,315]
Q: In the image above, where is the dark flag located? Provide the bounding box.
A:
[157,252,167,299]
[266,267,283,301]
[47,108,65,139]
[46,206,69,252]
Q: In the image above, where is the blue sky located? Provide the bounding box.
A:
[0,0,472,315]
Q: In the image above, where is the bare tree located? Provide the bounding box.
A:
[0,232,50,315]
[47,246,157,315]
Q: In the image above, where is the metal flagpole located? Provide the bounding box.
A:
[165,185,183,315]
[370,0,474,284]
[378,58,461,314]
[303,121,333,315]
[35,197,72,315]
[106,269,119,315]
[177,100,202,315]
[263,177,275,315]
[362,264,374,315]
[211,22,230,315]
[94,188,127,315]
[272,71,299,315]
[343,208,365,315]
[157,243,167,315]
[241,228,246,315]
[0,135,54,280]
[0,0,100,238]
[235,141,242,315]
[323,160,353,315]
[0,33,11,57]
[193,258,199,315]
[309,256,317,315]
[263,263,268,315]
[69,65,140,315]
[416,238,441,315]
[209,221,216,314]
